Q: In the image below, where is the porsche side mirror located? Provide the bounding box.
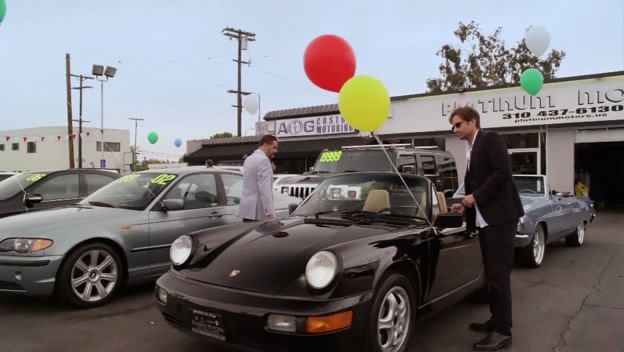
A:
[434,213,463,229]
[162,199,184,212]
[24,194,43,207]
[288,203,298,215]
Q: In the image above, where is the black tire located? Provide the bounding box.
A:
[365,273,417,352]
[56,242,124,308]
[565,222,586,247]
[517,224,546,268]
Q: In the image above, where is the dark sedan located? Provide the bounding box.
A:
[156,173,484,352]
[0,169,119,218]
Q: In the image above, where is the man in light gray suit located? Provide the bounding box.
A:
[237,135,278,222]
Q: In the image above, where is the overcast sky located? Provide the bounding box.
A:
[0,0,622,160]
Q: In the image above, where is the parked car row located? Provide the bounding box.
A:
[0,159,595,351]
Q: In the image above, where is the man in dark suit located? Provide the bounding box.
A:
[449,106,524,351]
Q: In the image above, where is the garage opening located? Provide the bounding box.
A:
[575,140,624,210]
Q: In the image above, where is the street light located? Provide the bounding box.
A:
[92,64,117,168]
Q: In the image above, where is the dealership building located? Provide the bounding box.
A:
[186,71,624,208]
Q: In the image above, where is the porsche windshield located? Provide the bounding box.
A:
[293,174,429,218]
[0,172,48,200]
[81,173,177,210]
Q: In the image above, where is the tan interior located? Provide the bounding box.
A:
[362,189,391,213]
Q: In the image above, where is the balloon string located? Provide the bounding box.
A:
[372,134,435,231]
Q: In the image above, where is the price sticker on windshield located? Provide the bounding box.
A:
[26,173,46,182]
[319,150,342,163]
[117,174,140,183]
[150,174,177,185]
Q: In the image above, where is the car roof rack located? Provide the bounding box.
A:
[341,144,411,150]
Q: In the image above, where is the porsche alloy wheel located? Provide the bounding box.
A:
[368,273,416,352]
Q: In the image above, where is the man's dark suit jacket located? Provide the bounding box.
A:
[464,129,525,230]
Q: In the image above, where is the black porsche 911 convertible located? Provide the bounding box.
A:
[156,172,485,352]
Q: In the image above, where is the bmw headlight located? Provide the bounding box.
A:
[305,251,339,290]
[170,235,193,266]
[0,238,53,253]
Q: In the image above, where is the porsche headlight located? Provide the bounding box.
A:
[0,238,53,253]
[305,251,339,290]
[170,235,193,266]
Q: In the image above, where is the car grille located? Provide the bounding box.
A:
[282,185,316,199]
[0,281,25,291]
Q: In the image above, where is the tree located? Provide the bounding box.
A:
[426,21,566,93]
[133,158,169,172]
[210,132,233,139]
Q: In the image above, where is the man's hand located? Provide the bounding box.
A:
[462,194,476,208]
[265,213,275,220]
[451,203,465,214]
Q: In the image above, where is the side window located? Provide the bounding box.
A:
[420,155,437,176]
[221,173,243,205]
[396,155,417,174]
[164,174,218,210]
[31,174,80,200]
[85,174,116,194]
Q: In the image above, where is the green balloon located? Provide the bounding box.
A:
[0,0,6,25]
[520,68,544,95]
[147,131,159,144]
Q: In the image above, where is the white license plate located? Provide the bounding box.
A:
[190,308,226,341]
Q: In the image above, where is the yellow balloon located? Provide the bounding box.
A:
[338,75,390,132]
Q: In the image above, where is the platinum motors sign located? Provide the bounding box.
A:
[377,74,624,134]
[274,115,356,137]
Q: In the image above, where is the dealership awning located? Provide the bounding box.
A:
[185,136,374,164]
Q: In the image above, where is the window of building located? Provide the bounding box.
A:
[27,142,37,154]
[12,143,19,151]
[0,144,4,151]
[96,142,121,152]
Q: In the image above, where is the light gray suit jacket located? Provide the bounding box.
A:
[236,149,274,220]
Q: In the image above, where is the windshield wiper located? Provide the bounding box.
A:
[341,211,427,224]
[88,201,117,208]
[313,210,339,219]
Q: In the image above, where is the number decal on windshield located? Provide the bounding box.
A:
[150,174,177,185]
[117,174,140,183]
[26,173,46,182]
[319,151,342,163]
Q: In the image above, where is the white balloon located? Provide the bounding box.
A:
[243,95,259,115]
[525,26,550,57]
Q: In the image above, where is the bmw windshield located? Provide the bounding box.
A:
[81,173,177,210]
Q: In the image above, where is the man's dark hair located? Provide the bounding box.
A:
[205,159,214,167]
[259,135,278,146]
[449,106,481,128]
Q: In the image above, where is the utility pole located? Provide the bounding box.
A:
[65,53,75,168]
[128,117,144,171]
[222,27,255,137]
[71,74,93,168]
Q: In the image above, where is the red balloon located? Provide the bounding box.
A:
[304,34,356,92]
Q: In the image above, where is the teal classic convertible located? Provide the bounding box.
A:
[0,167,300,307]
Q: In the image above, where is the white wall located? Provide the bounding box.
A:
[445,135,467,182]
[0,126,131,173]
[547,128,575,193]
